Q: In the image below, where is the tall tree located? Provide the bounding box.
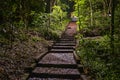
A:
[110,0,116,54]
[88,0,93,27]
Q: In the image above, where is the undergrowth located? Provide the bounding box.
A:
[76,34,120,80]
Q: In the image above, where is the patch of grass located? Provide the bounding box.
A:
[32,36,42,42]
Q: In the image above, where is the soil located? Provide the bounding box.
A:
[64,22,77,36]
[0,32,53,80]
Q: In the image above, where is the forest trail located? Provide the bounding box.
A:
[63,22,77,37]
[27,22,87,80]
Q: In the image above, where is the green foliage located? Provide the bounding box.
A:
[77,34,120,79]
[32,36,42,42]
[74,0,120,79]
[50,5,67,30]
[0,0,69,43]
[31,4,68,40]
[32,12,49,27]
[0,0,47,41]
[73,0,111,34]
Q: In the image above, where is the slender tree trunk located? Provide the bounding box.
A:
[103,0,107,16]
[78,4,81,31]
[110,0,115,54]
[89,0,93,27]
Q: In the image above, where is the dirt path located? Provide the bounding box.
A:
[62,22,77,37]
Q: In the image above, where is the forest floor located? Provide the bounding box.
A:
[0,30,54,80]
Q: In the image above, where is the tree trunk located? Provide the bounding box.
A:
[110,0,115,54]
[89,0,93,27]
[78,4,81,31]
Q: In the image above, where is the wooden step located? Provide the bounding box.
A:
[56,41,76,43]
[51,46,75,49]
[29,67,80,79]
[60,39,75,41]
[54,44,76,47]
[36,64,77,69]
[50,49,74,53]
[54,43,76,46]
[61,36,75,39]
[38,53,76,65]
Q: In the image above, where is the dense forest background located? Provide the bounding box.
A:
[73,0,120,80]
[0,0,120,80]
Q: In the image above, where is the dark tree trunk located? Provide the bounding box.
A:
[45,0,56,13]
[110,0,116,54]
[45,0,50,13]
